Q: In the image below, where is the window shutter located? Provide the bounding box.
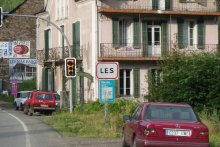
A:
[115,79,120,98]
[113,18,119,48]
[197,19,205,49]
[51,68,54,92]
[44,29,49,60]
[73,21,80,57]
[42,67,46,90]
[61,25,65,58]
[177,19,186,49]
[161,21,168,56]
[152,0,159,10]
[142,20,148,56]
[133,69,140,98]
[133,18,139,48]
[165,0,172,10]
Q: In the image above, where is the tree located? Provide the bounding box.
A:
[147,51,220,112]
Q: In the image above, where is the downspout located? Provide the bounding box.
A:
[169,14,171,53]
[95,0,99,100]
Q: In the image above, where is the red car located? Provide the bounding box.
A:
[24,90,56,116]
[122,102,209,147]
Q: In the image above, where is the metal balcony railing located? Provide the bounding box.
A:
[99,0,220,13]
[36,45,83,64]
[99,43,219,59]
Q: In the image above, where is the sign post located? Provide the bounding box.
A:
[96,62,119,124]
[0,7,2,27]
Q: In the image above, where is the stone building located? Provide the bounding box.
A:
[0,0,44,92]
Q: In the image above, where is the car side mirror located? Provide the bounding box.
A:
[123,115,131,121]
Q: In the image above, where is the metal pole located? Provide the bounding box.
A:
[3,13,74,113]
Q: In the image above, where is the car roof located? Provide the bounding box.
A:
[142,102,191,108]
[32,90,54,94]
[18,91,32,93]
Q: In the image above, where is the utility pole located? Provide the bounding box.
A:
[3,13,74,113]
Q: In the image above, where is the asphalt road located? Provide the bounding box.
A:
[0,101,122,147]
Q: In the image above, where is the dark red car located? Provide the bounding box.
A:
[24,90,56,116]
[122,102,209,147]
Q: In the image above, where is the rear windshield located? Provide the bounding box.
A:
[17,92,30,98]
[144,105,198,122]
[36,93,52,100]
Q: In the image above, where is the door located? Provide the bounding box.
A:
[148,26,161,57]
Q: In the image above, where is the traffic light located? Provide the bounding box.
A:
[65,58,76,77]
[0,7,2,27]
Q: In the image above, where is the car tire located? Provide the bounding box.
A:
[132,137,137,147]
[14,103,19,110]
[28,107,33,116]
[122,133,129,147]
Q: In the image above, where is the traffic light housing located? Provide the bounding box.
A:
[0,7,2,27]
[65,58,76,77]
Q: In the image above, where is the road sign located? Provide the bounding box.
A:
[64,58,76,77]
[96,62,119,80]
[99,80,115,104]
[0,7,2,27]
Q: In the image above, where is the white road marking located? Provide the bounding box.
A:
[8,113,31,147]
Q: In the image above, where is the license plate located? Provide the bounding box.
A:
[41,104,48,107]
[165,129,191,137]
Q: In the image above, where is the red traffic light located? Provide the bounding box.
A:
[65,58,76,77]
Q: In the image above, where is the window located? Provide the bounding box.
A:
[120,69,131,96]
[189,21,195,46]
[56,0,69,20]
[58,25,65,47]
[36,94,52,100]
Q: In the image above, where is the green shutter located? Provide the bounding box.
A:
[179,0,187,2]
[165,0,172,10]
[177,19,186,49]
[113,18,119,48]
[51,68,54,92]
[161,21,168,56]
[133,18,139,48]
[42,68,46,90]
[133,69,140,98]
[152,0,159,10]
[72,21,80,57]
[115,79,120,98]
[44,29,49,60]
[197,19,205,49]
[142,20,148,56]
[61,25,64,58]
[45,68,48,91]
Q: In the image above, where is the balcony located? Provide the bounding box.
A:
[98,43,219,61]
[36,45,83,65]
[98,0,220,16]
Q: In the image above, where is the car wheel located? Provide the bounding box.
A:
[24,106,28,115]
[28,107,33,116]
[122,132,129,147]
[132,137,137,147]
[14,103,19,110]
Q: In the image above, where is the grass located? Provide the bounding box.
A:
[40,102,220,147]
[0,93,14,103]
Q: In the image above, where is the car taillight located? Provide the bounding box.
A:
[144,128,158,137]
[198,131,209,139]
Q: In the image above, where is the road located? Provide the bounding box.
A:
[0,102,122,147]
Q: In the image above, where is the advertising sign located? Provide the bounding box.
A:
[99,80,115,104]
[9,59,37,82]
[0,41,30,58]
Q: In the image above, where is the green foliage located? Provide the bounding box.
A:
[148,51,220,113]
[18,78,36,91]
[0,0,24,12]
[41,99,138,138]
[0,93,14,103]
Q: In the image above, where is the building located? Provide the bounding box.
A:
[0,0,44,91]
[36,0,220,104]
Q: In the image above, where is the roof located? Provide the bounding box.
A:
[143,102,191,107]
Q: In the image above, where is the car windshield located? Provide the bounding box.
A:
[18,92,30,98]
[36,94,52,100]
[144,105,198,122]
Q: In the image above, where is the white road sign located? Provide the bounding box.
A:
[96,62,119,80]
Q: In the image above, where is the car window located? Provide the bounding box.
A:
[20,92,30,98]
[144,105,198,122]
[36,93,52,100]
[131,105,143,120]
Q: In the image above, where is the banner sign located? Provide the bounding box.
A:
[0,41,30,58]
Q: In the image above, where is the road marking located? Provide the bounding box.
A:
[8,113,31,147]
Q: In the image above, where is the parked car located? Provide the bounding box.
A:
[14,91,31,110]
[122,102,209,147]
[23,90,56,116]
